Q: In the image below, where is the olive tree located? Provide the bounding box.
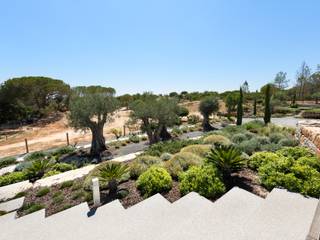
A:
[129,94,179,144]
[199,97,219,131]
[68,86,118,157]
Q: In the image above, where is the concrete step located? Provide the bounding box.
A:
[0,211,16,224]
[242,188,319,240]
[157,187,263,240]
[0,209,45,240]
[0,197,24,212]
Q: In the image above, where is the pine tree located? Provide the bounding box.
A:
[264,84,272,124]
[236,87,243,125]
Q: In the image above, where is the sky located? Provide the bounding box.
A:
[0,0,319,95]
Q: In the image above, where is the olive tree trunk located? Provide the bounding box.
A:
[90,124,107,157]
[159,125,172,141]
[202,116,215,132]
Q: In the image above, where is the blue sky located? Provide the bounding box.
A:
[0,0,319,95]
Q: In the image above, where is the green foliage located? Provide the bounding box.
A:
[276,147,313,160]
[160,152,173,161]
[171,127,183,137]
[243,120,265,132]
[180,144,212,157]
[137,166,172,197]
[36,187,50,197]
[83,161,130,190]
[278,138,299,147]
[129,155,162,178]
[203,134,231,146]
[51,146,76,159]
[25,159,54,181]
[25,151,46,162]
[296,156,320,171]
[249,152,282,170]
[143,139,199,157]
[60,180,74,189]
[14,161,33,172]
[98,162,129,185]
[165,152,204,178]
[231,133,248,144]
[43,170,61,178]
[128,134,140,143]
[179,165,225,198]
[53,195,64,204]
[199,97,219,131]
[237,138,261,155]
[206,145,246,179]
[177,106,189,117]
[269,133,285,143]
[71,191,85,200]
[22,202,44,215]
[0,157,17,169]
[187,114,201,124]
[52,163,74,172]
[0,171,28,187]
[0,76,70,124]
[225,93,238,115]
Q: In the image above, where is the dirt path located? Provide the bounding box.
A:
[0,110,131,157]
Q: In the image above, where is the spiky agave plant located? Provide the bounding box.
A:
[206,145,246,184]
[25,159,54,182]
[98,162,129,196]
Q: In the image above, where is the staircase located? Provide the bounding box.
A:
[0,187,318,240]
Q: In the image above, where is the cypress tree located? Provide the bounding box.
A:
[253,98,257,116]
[236,87,243,125]
[264,84,272,124]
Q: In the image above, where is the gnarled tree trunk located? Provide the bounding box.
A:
[159,125,172,141]
[202,116,215,132]
[90,124,107,158]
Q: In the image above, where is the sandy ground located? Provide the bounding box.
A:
[0,110,132,157]
[0,100,227,157]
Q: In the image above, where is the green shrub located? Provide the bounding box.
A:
[203,135,231,146]
[60,180,74,189]
[25,159,54,182]
[243,120,265,132]
[231,133,247,144]
[258,155,320,197]
[0,157,17,169]
[129,155,162,179]
[256,136,270,145]
[129,135,140,143]
[187,114,201,124]
[269,133,285,143]
[137,166,172,197]
[51,146,76,158]
[276,147,313,160]
[144,139,199,157]
[278,138,299,147]
[160,152,172,161]
[180,144,212,157]
[206,145,246,182]
[22,203,44,214]
[72,191,85,200]
[36,187,50,197]
[52,163,74,172]
[83,161,130,190]
[296,156,320,171]
[171,127,183,137]
[15,161,33,172]
[0,171,28,187]
[25,151,46,162]
[237,138,261,155]
[43,170,61,178]
[179,165,225,198]
[53,195,64,204]
[165,152,204,178]
[249,152,281,170]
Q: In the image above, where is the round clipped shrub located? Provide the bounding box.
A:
[269,133,285,144]
[137,166,172,197]
[83,161,130,190]
[180,144,212,157]
[278,138,299,147]
[256,136,270,145]
[249,152,281,170]
[231,133,247,144]
[179,165,225,198]
[203,135,231,146]
[165,152,204,178]
[237,138,261,155]
[129,155,162,179]
[276,147,313,160]
[160,153,172,161]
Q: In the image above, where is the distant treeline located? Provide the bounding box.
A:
[0,61,319,124]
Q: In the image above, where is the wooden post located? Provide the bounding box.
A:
[123,125,126,136]
[25,138,29,153]
[92,178,101,207]
[66,132,70,145]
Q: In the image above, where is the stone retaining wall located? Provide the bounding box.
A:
[296,120,320,155]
